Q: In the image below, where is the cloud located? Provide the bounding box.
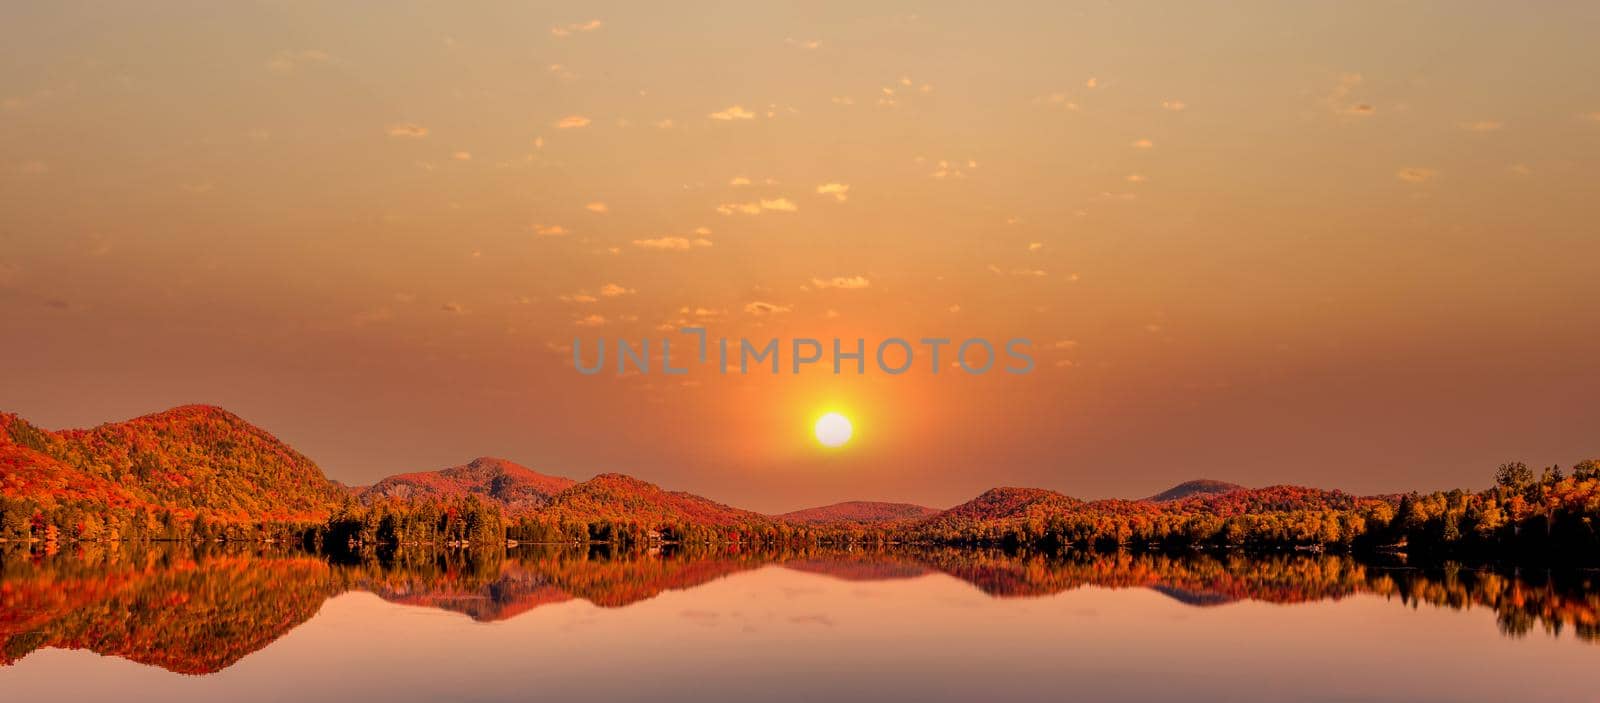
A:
[811,275,870,289]
[633,237,712,250]
[1028,242,1044,251]
[533,224,568,236]
[1325,73,1375,117]
[585,201,608,213]
[709,105,756,121]
[1396,167,1437,183]
[574,314,607,327]
[452,151,472,161]
[988,265,1047,277]
[831,96,855,106]
[947,304,961,313]
[440,302,465,313]
[1585,112,1600,123]
[551,20,602,37]
[1126,173,1147,183]
[1130,138,1154,149]
[1053,340,1079,350]
[743,301,792,315]
[599,283,634,297]
[815,183,850,202]
[1460,120,1503,132]
[729,176,751,186]
[266,49,331,74]
[1161,100,1187,111]
[1084,77,1098,89]
[786,38,822,50]
[560,293,599,304]
[387,123,429,138]
[556,115,591,129]
[1509,164,1532,176]
[717,198,796,215]
[1034,93,1081,110]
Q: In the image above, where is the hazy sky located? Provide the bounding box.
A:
[3,2,1598,512]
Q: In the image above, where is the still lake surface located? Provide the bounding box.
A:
[1,544,1596,702]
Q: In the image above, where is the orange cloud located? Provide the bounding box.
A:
[709,105,756,121]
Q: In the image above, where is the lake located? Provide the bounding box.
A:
[1,544,1596,702]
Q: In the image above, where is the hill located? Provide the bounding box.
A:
[1145,479,1246,502]
[777,501,940,525]
[1,405,345,537]
[540,473,774,532]
[362,456,575,513]
[931,487,1082,523]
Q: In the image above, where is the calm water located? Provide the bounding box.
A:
[1,544,1597,703]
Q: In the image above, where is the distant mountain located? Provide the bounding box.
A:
[362,456,576,513]
[1,405,344,525]
[1145,479,1246,502]
[541,473,772,529]
[777,501,939,525]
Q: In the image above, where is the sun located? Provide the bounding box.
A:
[814,412,853,448]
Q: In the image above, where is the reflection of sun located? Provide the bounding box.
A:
[814,412,853,448]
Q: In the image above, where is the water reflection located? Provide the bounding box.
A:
[1,543,1596,676]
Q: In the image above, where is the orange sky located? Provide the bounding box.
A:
[2,2,1598,512]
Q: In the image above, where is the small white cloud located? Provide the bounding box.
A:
[556,115,592,129]
[1161,100,1187,111]
[729,176,751,186]
[560,293,599,304]
[1028,242,1044,251]
[387,123,429,138]
[811,276,870,289]
[585,201,609,213]
[633,237,712,250]
[717,198,796,215]
[709,105,756,121]
[1396,167,1437,184]
[1084,77,1098,89]
[1130,138,1154,149]
[599,283,634,297]
[743,301,791,315]
[574,313,607,327]
[551,20,603,38]
[815,183,850,202]
[452,151,472,161]
[266,49,331,74]
[786,38,822,50]
[1459,120,1503,132]
[533,224,568,236]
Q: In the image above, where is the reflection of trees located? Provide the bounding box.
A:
[2,544,1595,676]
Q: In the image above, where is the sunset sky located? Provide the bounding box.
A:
[2,2,1598,512]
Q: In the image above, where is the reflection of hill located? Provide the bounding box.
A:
[0,546,336,675]
[2,545,1596,676]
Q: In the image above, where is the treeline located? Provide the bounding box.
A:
[0,496,319,544]
[882,460,1600,563]
[5,459,1597,565]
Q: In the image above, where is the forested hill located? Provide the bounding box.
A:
[1,405,345,537]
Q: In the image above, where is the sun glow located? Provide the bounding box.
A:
[814,412,853,448]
